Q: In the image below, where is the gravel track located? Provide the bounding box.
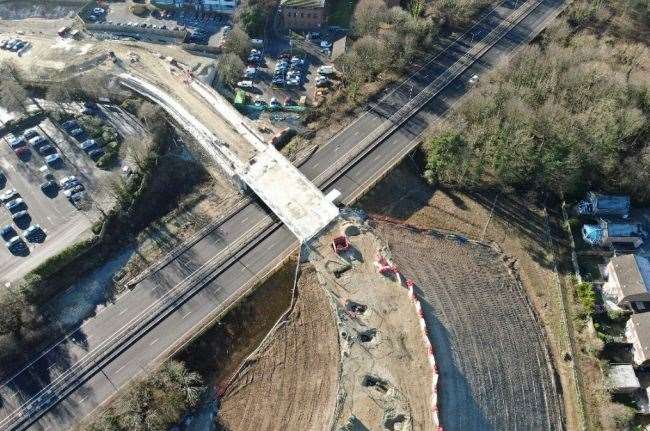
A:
[218,268,339,431]
[376,221,563,431]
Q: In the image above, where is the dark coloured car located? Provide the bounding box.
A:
[12,209,28,222]
[23,129,39,140]
[88,148,105,161]
[9,137,26,149]
[23,225,44,242]
[6,198,25,212]
[38,144,56,156]
[69,128,84,138]
[0,224,15,241]
[14,147,30,157]
[62,120,78,130]
[40,180,58,195]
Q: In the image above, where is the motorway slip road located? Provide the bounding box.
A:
[0,0,566,428]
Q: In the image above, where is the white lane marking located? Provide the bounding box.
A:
[181,310,192,320]
[118,307,129,316]
[240,217,249,224]
[114,363,128,375]
[79,395,88,404]
[149,338,159,346]
[267,242,277,251]
[312,162,320,169]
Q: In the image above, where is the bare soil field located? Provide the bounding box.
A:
[360,162,581,430]
[218,215,435,431]
[218,267,340,431]
[374,219,563,430]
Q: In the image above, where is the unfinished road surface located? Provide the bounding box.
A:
[375,220,563,430]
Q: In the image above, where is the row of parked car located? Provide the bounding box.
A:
[0,186,45,253]
[272,53,306,87]
[0,38,30,55]
[60,118,106,162]
[8,129,62,166]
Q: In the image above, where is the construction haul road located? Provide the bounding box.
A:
[0,0,566,429]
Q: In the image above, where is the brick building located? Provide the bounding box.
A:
[280,0,326,30]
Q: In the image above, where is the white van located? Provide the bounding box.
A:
[317,65,335,75]
[237,80,254,89]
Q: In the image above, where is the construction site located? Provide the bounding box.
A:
[214,208,564,430]
[0,1,577,429]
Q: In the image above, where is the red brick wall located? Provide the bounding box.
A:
[282,7,325,30]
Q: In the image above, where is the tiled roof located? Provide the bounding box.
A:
[281,0,325,9]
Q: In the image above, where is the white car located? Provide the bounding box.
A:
[317,65,335,75]
[320,40,332,48]
[469,74,480,85]
[59,175,77,187]
[0,189,18,203]
[236,80,254,89]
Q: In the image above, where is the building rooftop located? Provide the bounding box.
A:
[280,0,326,8]
[611,255,650,298]
[609,364,641,391]
[629,312,650,357]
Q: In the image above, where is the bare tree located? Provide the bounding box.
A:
[216,53,245,87]
[352,0,389,37]
[222,26,251,60]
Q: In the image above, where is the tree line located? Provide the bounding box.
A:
[424,18,650,201]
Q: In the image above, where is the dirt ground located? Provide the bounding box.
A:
[218,214,434,431]
[360,163,582,430]
[218,267,340,431]
[374,219,563,430]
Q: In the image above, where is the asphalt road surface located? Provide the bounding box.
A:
[0,0,566,429]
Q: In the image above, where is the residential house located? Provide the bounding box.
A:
[603,254,650,311]
[626,312,650,366]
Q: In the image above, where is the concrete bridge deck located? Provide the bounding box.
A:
[119,72,338,241]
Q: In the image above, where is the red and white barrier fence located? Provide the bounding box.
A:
[375,253,443,430]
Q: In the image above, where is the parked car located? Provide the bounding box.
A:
[318,65,335,75]
[5,236,24,251]
[38,144,56,156]
[320,40,332,48]
[23,129,39,140]
[23,225,43,241]
[69,128,84,138]
[44,153,61,165]
[62,179,81,190]
[9,137,26,149]
[80,139,97,152]
[0,189,18,203]
[236,80,254,89]
[315,76,330,87]
[0,225,15,241]
[12,210,28,222]
[69,191,85,204]
[271,77,285,86]
[64,184,85,197]
[60,176,77,188]
[88,148,105,161]
[40,180,58,194]
[14,147,30,157]
[62,120,78,130]
[5,198,25,212]
[29,136,48,148]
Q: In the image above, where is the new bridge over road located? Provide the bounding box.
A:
[0,0,567,428]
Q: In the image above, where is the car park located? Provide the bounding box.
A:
[0,189,18,203]
[23,225,44,241]
[6,198,25,212]
[0,225,15,242]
